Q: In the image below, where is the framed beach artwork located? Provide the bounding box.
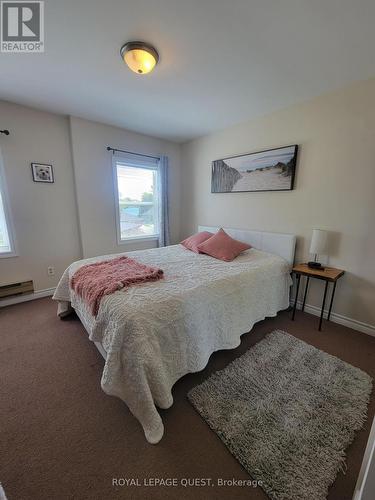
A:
[211,145,298,193]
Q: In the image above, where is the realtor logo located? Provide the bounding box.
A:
[1,1,44,52]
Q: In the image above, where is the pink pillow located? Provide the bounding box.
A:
[180,231,214,253]
[197,228,251,261]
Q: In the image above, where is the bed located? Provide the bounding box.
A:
[53,226,296,443]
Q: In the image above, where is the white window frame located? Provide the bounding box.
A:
[0,148,17,258]
[112,152,161,245]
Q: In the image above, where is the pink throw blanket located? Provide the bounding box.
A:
[70,256,164,317]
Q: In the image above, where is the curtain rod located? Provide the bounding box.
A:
[0,130,10,135]
[106,146,160,161]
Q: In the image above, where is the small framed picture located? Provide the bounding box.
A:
[31,163,54,183]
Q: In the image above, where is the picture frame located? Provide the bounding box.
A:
[31,163,54,183]
[211,144,298,193]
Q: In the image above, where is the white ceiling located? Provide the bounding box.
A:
[1,0,375,142]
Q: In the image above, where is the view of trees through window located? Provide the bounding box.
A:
[116,163,159,240]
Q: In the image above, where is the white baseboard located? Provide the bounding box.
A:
[0,287,55,307]
[292,300,375,337]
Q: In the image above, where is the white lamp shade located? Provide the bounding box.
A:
[309,229,328,255]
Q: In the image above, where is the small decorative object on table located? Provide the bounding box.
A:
[291,263,345,331]
[31,163,54,183]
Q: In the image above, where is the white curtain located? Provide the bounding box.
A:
[158,155,170,247]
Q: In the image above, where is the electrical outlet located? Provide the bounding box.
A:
[47,266,55,276]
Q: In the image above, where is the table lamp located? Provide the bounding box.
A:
[308,229,328,269]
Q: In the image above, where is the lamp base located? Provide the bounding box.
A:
[307,261,325,270]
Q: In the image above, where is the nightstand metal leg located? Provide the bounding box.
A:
[302,277,310,312]
[319,281,329,331]
[292,274,301,320]
[327,281,337,321]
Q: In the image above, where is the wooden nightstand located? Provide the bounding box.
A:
[291,263,345,331]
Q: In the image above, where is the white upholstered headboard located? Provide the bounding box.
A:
[198,226,296,266]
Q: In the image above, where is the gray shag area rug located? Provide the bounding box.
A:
[188,330,372,500]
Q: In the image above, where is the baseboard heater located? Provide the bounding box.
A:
[0,280,34,299]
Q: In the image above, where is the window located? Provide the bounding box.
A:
[0,191,11,253]
[0,151,16,257]
[113,154,160,242]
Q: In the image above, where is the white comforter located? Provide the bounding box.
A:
[53,245,292,443]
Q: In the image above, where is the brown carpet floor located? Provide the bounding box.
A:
[0,298,374,500]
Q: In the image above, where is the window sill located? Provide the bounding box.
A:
[117,235,159,245]
[0,251,18,259]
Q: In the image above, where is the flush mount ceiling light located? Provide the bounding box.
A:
[120,41,159,75]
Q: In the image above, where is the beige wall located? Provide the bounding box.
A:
[69,116,181,258]
[0,101,81,291]
[181,78,375,327]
